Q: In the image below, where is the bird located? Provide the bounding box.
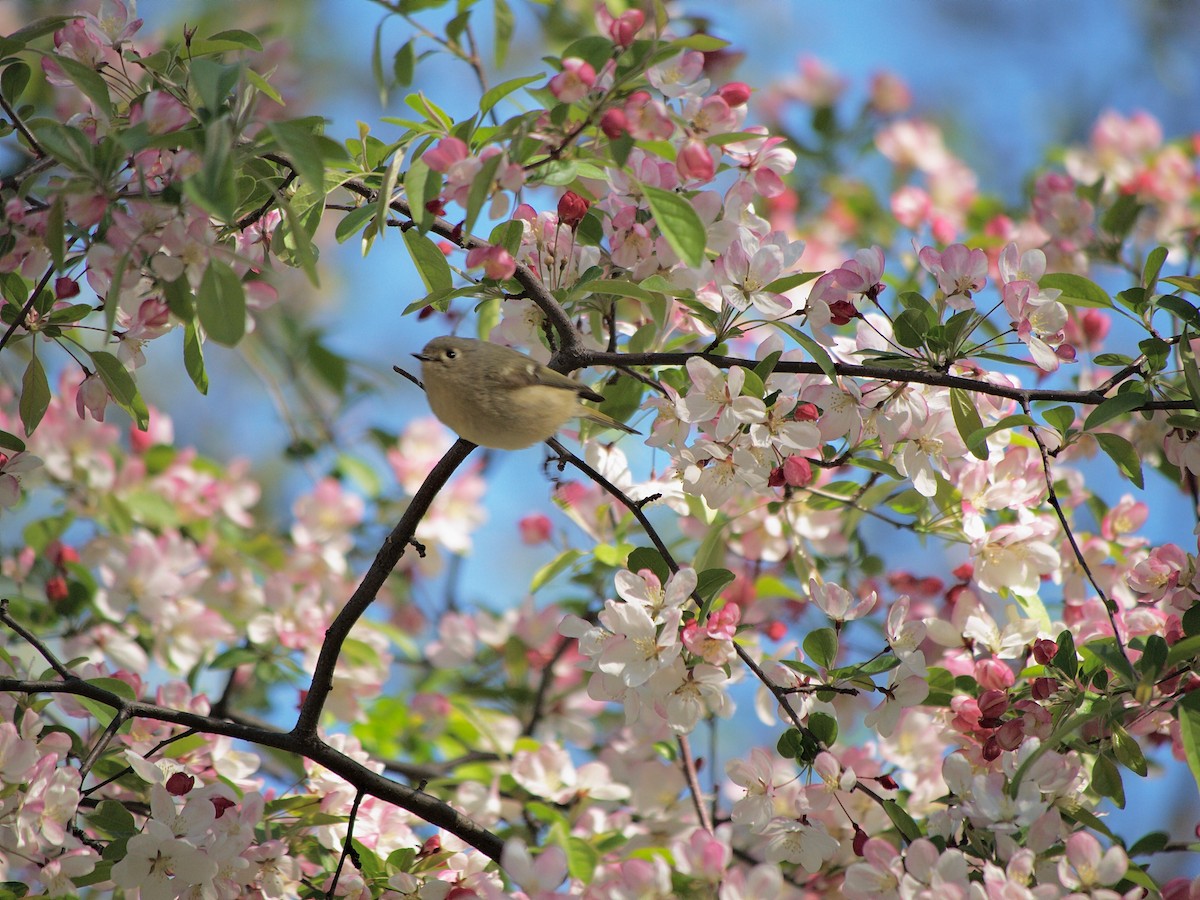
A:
[412,335,639,450]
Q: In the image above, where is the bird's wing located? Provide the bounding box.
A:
[498,360,606,403]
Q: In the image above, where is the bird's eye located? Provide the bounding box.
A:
[445,349,457,360]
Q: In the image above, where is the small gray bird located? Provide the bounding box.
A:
[413,336,639,449]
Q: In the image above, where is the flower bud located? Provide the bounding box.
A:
[717,81,752,107]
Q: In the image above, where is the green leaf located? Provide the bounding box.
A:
[479,74,541,117]
[268,120,335,195]
[1,61,31,105]
[208,29,264,51]
[88,798,138,839]
[19,354,49,435]
[1093,432,1144,489]
[1142,246,1168,290]
[529,549,583,593]
[562,836,598,884]
[0,430,25,453]
[807,710,838,747]
[183,319,208,395]
[45,54,112,113]
[882,799,922,841]
[762,271,821,294]
[1111,724,1147,776]
[1041,405,1076,435]
[1163,275,1200,298]
[1101,193,1142,239]
[1180,328,1200,417]
[374,146,406,243]
[1083,390,1148,430]
[1158,294,1200,329]
[803,627,838,669]
[950,388,987,460]
[404,155,438,232]
[1091,753,1125,807]
[493,0,515,68]
[91,350,148,430]
[334,205,378,244]
[695,568,734,618]
[893,308,930,348]
[1040,273,1113,309]
[642,185,705,268]
[768,320,837,381]
[184,117,236,222]
[1179,694,1200,796]
[0,16,76,56]
[402,230,453,294]
[197,260,246,347]
[273,189,321,285]
[45,195,64,269]
[627,546,670,584]
[392,39,415,86]
[189,57,241,115]
[1052,630,1078,680]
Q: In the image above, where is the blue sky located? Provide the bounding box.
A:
[115,0,1200,880]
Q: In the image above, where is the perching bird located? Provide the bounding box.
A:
[412,336,639,450]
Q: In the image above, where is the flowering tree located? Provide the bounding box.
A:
[1,1,1199,896]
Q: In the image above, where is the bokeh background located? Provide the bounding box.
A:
[5,0,1199,880]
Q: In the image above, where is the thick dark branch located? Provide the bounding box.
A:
[0,674,506,861]
[580,350,1187,412]
[295,439,476,735]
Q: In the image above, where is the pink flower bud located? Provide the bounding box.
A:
[974,658,1015,691]
[717,82,752,107]
[75,373,109,422]
[1081,309,1110,345]
[518,513,553,545]
[608,9,645,47]
[676,138,715,183]
[782,455,813,487]
[600,108,628,139]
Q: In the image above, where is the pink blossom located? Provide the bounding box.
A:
[918,242,988,310]
[725,130,797,197]
[623,91,674,140]
[75,373,109,422]
[130,90,192,134]
[786,56,847,107]
[548,57,596,103]
[647,50,707,98]
[868,71,911,114]
[1057,831,1129,892]
[465,244,516,280]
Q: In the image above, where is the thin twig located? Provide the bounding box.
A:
[1021,400,1132,669]
[677,735,714,833]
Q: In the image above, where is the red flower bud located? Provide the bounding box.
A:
[977,689,1009,720]
[54,277,81,299]
[717,82,752,107]
[793,402,819,422]
[557,190,590,229]
[165,772,196,796]
[1032,638,1058,665]
[45,575,69,604]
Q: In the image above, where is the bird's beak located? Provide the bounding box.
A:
[412,352,429,361]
